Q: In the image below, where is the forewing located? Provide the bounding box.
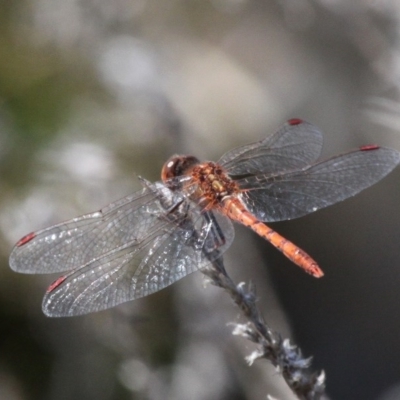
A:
[218,120,323,176]
[9,188,159,274]
[42,205,234,317]
[237,146,400,222]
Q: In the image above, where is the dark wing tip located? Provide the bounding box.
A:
[16,232,36,247]
[287,118,304,126]
[46,276,68,293]
[360,144,380,151]
[9,232,38,273]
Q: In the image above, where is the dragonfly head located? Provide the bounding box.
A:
[161,155,200,182]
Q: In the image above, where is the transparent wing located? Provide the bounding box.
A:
[42,202,234,317]
[9,178,234,317]
[10,188,160,274]
[236,146,400,222]
[218,120,323,176]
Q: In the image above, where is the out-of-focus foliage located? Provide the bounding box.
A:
[1,1,400,400]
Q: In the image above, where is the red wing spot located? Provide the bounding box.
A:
[16,232,36,247]
[360,144,380,151]
[46,276,67,293]
[287,118,303,126]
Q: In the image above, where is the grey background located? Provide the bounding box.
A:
[1,1,400,399]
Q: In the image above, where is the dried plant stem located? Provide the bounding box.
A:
[201,257,328,400]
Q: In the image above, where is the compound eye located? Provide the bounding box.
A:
[161,157,180,181]
[161,155,199,182]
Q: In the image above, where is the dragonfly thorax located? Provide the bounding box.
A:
[190,162,239,206]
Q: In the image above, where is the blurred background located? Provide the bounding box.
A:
[1,1,400,399]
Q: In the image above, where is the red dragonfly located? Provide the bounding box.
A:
[9,119,400,317]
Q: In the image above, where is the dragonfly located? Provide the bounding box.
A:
[9,118,400,317]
